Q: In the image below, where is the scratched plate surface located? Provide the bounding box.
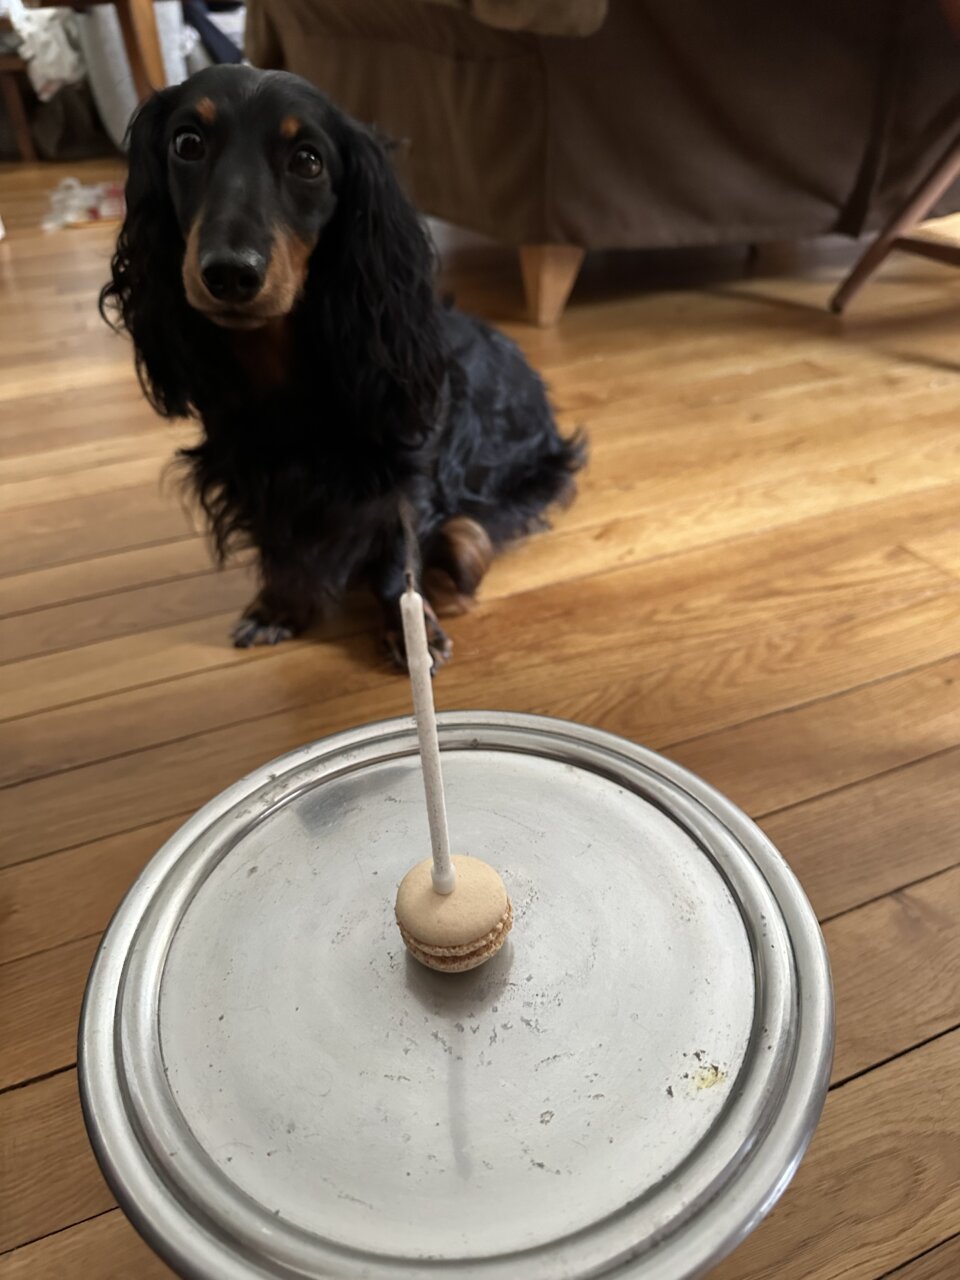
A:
[80,714,833,1280]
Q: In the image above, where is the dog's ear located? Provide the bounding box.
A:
[100,89,198,418]
[311,123,445,441]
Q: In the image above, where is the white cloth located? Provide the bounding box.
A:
[77,1,188,151]
[7,1,84,102]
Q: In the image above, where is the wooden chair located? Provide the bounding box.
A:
[0,42,38,161]
[830,0,960,312]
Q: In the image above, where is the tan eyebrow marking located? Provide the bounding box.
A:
[280,115,301,140]
[195,97,217,123]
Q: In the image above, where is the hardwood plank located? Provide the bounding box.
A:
[5,585,960,869]
[539,590,960,751]
[5,1028,957,1273]
[0,356,144,407]
[3,491,957,786]
[825,863,960,1083]
[0,499,950,739]
[0,538,209,618]
[491,474,960,602]
[0,486,197,578]
[0,936,99,1091]
[907,523,960,580]
[0,816,186,967]
[881,1235,960,1280]
[763,748,960,922]
[0,468,953,784]
[0,381,155,459]
[557,404,960,551]
[671,656,960,817]
[0,1211,173,1280]
[7,1211,955,1280]
[0,457,180,516]
[5,358,959,578]
[0,430,176,487]
[0,609,313,728]
[0,564,253,665]
[5,665,959,967]
[710,1031,960,1280]
[0,1071,113,1254]
[3,470,951,628]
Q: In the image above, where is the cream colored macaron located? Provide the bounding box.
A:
[395,854,513,972]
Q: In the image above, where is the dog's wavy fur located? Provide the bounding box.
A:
[101,68,584,665]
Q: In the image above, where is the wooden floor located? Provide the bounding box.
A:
[2,158,960,1280]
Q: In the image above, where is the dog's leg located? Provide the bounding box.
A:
[382,594,453,675]
[423,516,494,618]
[232,557,315,648]
[372,540,453,674]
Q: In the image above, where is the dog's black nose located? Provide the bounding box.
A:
[200,249,266,304]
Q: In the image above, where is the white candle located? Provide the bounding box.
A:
[399,582,456,895]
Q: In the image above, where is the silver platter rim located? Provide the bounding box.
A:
[79,711,834,1280]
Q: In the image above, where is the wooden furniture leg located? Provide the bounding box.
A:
[114,0,166,100]
[0,59,37,162]
[830,131,960,314]
[519,244,585,326]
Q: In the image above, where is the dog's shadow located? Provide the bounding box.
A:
[301,591,390,673]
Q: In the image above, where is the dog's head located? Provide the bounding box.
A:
[103,66,442,426]
[165,67,342,329]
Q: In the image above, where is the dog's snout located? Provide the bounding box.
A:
[200,249,266,304]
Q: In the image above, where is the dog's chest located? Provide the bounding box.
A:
[203,397,408,539]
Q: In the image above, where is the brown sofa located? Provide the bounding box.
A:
[246,0,960,321]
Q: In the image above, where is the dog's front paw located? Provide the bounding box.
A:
[427,616,454,672]
[231,613,296,649]
[383,602,453,675]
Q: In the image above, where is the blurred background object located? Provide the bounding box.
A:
[245,0,960,322]
[0,1,246,159]
[830,0,960,311]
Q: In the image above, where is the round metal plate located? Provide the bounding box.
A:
[79,713,833,1280]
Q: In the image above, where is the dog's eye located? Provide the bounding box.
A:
[173,129,205,162]
[289,145,324,180]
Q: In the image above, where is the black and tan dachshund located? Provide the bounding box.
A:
[102,65,584,669]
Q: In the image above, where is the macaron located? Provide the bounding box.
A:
[395,854,513,972]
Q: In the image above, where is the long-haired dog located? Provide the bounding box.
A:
[102,65,584,669]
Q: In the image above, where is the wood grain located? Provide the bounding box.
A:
[4,587,959,869]
[0,1211,174,1280]
[0,380,153,458]
[6,582,960,875]
[671,657,960,817]
[0,538,208,619]
[0,935,100,1090]
[825,863,960,1083]
[0,815,187,966]
[1,486,952,715]
[763,747,960,922]
[882,1235,960,1280]
[2,669,957,969]
[4,1028,959,1273]
[0,1071,113,1254]
[3,481,957,786]
[907,523,960,579]
[0,485,197,578]
[0,565,254,665]
[710,1030,960,1280]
